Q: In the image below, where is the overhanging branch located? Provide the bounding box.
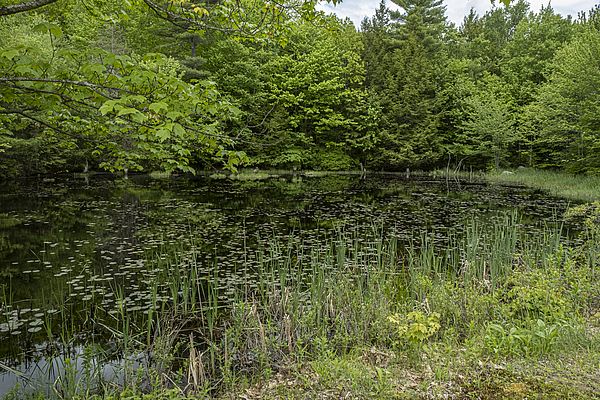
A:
[0,77,134,98]
[0,0,59,16]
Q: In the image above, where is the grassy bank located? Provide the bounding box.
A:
[487,170,600,202]
[3,208,600,400]
[433,168,600,202]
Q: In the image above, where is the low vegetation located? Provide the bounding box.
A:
[486,169,600,202]
[433,168,600,202]
[3,205,599,399]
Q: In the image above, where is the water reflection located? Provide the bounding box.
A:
[0,173,571,395]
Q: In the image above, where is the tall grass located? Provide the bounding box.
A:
[4,211,598,399]
[124,212,589,391]
[487,170,600,201]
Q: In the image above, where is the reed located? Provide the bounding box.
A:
[4,211,599,399]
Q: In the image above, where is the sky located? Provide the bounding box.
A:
[316,0,598,27]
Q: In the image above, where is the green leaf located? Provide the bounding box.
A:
[116,107,138,117]
[172,123,186,137]
[49,24,63,38]
[32,23,49,34]
[99,101,116,115]
[130,111,147,123]
[32,23,62,37]
[127,95,147,104]
[1,49,20,61]
[166,111,183,120]
[155,129,170,142]
[14,65,38,76]
[149,102,168,113]
[83,63,106,75]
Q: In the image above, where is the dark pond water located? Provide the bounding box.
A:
[0,172,571,394]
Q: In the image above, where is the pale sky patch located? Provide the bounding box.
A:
[316,0,598,27]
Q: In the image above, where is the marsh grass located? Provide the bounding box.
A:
[116,213,596,393]
[434,168,600,202]
[487,170,600,201]
[3,211,599,399]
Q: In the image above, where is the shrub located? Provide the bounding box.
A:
[483,319,573,357]
[388,310,441,348]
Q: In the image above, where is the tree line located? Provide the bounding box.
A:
[0,0,599,177]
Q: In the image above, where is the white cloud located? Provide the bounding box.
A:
[316,0,598,27]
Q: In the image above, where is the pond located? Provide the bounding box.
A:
[0,172,571,395]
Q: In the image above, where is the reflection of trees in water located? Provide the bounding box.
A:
[0,174,572,367]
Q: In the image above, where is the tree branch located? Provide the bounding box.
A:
[0,77,133,98]
[0,108,75,139]
[142,0,239,34]
[0,0,59,16]
[140,0,289,38]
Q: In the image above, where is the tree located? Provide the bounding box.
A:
[202,19,376,170]
[461,75,517,170]
[526,27,600,173]
[0,36,245,174]
[501,5,573,106]
[363,0,450,170]
[498,6,573,166]
[456,0,528,77]
[0,0,58,16]
[0,0,341,175]
[362,1,391,89]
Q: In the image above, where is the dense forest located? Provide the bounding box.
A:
[1,0,599,177]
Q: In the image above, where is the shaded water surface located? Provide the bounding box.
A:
[0,173,569,394]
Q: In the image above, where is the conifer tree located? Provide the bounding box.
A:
[364,0,449,170]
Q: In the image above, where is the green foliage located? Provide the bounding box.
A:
[496,271,571,322]
[0,135,79,176]
[0,0,342,176]
[420,279,497,340]
[461,75,517,170]
[388,310,441,347]
[269,148,309,169]
[501,5,573,106]
[525,27,600,173]
[88,388,197,399]
[483,319,567,357]
[0,0,597,177]
[0,39,245,174]
[208,20,377,170]
[310,354,397,398]
[363,0,449,170]
[446,1,576,171]
[564,202,600,231]
[309,148,357,170]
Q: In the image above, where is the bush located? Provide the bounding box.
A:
[495,270,572,323]
[483,319,567,357]
[388,310,440,349]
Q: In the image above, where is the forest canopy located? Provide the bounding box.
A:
[1,0,599,176]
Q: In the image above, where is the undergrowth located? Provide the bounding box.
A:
[3,207,600,399]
